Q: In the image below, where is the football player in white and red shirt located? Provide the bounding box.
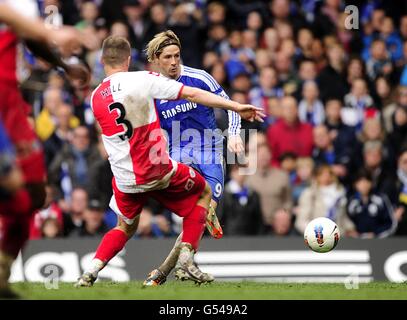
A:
[76,36,265,286]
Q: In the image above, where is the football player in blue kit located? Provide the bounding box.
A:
[143,30,244,285]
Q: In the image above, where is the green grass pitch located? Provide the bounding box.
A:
[10,281,407,300]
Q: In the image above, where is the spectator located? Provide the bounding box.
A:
[346,170,396,238]
[209,61,229,93]
[69,199,109,237]
[206,1,227,26]
[218,164,264,235]
[380,16,404,63]
[317,43,348,101]
[342,78,377,130]
[373,76,395,110]
[87,140,113,211]
[274,51,294,87]
[122,0,147,52]
[48,126,102,201]
[359,140,398,204]
[296,28,314,61]
[270,209,296,236]
[346,57,368,92]
[324,99,356,172]
[35,87,61,141]
[230,71,252,93]
[246,11,264,37]
[312,124,348,180]
[136,207,175,238]
[62,187,88,236]
[168,2,205,68]
[143,2,168,49]
[395,149,407,235]
[30,185,64,239]
[279,152,297,186]
[206,24,228,55]
[221,30,255,75]
[388,103,407,157]
[311,39,327,72]
[242,30,258,61]
[267,96,313,167]
[292,157,314,209]
[298,80,325,126]
[399,42,407,85]
[351,118,396,172]
[268,0,306,34]
[400,15,407,41]
[289,59,318,100]
[295,164,356,236]
[249,67,284,114]
[41,218,63,239]
[43,103,75,167]
[382,85,407,133]
[261,27,279,55]
[365,39,393,82]
[75,1,99,30]
[246,138,292,230]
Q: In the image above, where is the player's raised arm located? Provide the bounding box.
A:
[0,3,81,53]
[180,86,266,123]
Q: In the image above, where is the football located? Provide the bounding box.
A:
[304,217,340,253]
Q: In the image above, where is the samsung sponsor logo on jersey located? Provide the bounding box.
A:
[161,102,198,119]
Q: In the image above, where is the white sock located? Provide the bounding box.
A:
[86,259,105,277]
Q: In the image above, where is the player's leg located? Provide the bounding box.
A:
[201,163,225,239]
[144,181,212,286]
[144,182,213,286]
[76,215,140,287]
[0,92,47,298]
[172,167,224,281]
[146,232,182,283]
[144,164,213,285]
[76,179,145,287]
[144,163,225,285]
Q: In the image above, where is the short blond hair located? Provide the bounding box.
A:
[145,30,181,62]
[102,36,131,67]
[296,157,314,170]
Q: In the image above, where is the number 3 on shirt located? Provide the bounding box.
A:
[109,102,134,141]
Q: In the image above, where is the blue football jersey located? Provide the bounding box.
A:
[156,65,240,165]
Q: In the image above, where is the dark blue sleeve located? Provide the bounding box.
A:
[0,121,15,177]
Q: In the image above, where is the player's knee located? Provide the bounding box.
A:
[201,182,212,202]
[116,215,139,238]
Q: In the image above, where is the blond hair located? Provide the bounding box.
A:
[296,157,314,170]
[145,30,181,62]
[102,36,131,67]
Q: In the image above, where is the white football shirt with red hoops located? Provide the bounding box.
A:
[91,71,184,193]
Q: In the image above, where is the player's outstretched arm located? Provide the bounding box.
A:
[0,3,81,53]
[25,40,90,89]
[180,86,265,122]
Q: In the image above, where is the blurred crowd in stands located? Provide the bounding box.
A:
[18,0,407,239]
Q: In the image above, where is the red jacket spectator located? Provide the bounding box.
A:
[267,96,313,167]
[267,119,313,166]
